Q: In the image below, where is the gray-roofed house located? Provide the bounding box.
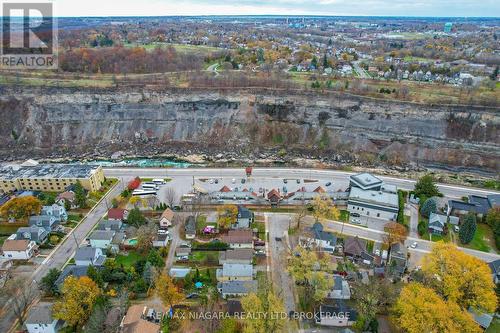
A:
[41,204,68,223]
[487,194,500,208]
[468,308,494,330]
[327,275,351,300]
[25,302,61,333]
[153,234,169,248]
[185,216,196,239]
[74,247,106,266]
[88,230,115,249]
[55,265,91,289]
[310,222,337,252]
[217,280,258,298]
[216,263,254,282]
[219,249,253,265]
[489,259,500,284]
[388,243,408,277]
[16,226,48,244]
[97,219,123,232]
[447,199,488,218]
[29,215,57,232]
[428,213,447,235]
[175,247,191,258]
[234,206,252,229]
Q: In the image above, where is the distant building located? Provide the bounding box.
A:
[0,162,104,193]
[444,22,453,33]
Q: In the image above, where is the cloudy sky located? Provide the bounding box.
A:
[52,0,499,17]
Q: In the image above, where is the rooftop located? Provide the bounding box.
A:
[349,187,398,208]
[25,302,55,325]
[219,249,254,261]
[89,230,115,241]
[0,163,100,180]
[221,263,253,277]
[219,280,257,294]
[350,172,383,189]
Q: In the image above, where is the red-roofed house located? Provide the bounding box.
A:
[108,208,129,221]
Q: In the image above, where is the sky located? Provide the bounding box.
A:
[48,0,499,17]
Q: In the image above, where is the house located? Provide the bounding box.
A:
[29,215,57,232]
[217,280,258,298]
[120,305,160,333]
[219,249,253,265]
[343,237,366,258]
[97,219,123,232]
[175,247,191,258]
[88,230,115,249]
[153,234,169,248]
[447,198,490,219]
[388,243,408,276]
[111,232,125,252]
[226,299,243,316]
[159,208,174,229]
[310,222,337,252]
[41,204,68,223]
[16,226,48,244]
[488,259,500,284]
[55,265,92,289]
[234,206,252,229]
[327,275,351,300]
[428,213,447,235]
[216,263,254,281]
[222,229,253,249]
[184,216,196,239]
[315,302,358,327]
[107,208,128,221]
[1,239,36,260]
[25,302,61,333]
[267,189,282,206]
[56,191,77,209]
[74,247,106,266]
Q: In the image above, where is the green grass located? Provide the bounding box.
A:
[67,214,82,222]
[462,223,494,253]
[250,221,266,239]
[0,236,8,246]
[115,251,142,267]
[0,225,22,235]
[339,210,350,222]
[189,251,219,266]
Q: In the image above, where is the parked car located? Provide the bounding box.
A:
[410,242,418,249]
[241,179,246,184]
[283,179,288,184]
[255,250,266,256]
[275,237,282,241]
[215,179,219,184]
[209,179,214,184]
[454,226,460,232]
[325,182,332,187]
[351,218,361,224]
[350,213,361,218]
[296,179,301,184]
[232,178,236,184]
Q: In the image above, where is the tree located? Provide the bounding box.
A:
[53,276,101,328]
[0,196,42,220]
[164,187,176,208]
[414,174,441,200]
[393,282,481,333]
[312,195,340,222]
[74,180,88,208]
[217,205,238,229]
[84,303,108,333]
[421,243,496,312]
[486,207,500,249]
[126,207,147,227]
[5,278,39,327]
[155,272,184,309]
[241,293,264,333]
[41,268,61,296]
[383,222,408,247]
[136,222,158,254]
[459,213,477,244]
[241,289,287,333]
[420,198,438,218]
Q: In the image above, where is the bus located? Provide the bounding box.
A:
[152,178,167,185]
[132,189,157,196]
[142,183,159,190]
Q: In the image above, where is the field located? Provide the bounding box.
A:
[123,42,222,55]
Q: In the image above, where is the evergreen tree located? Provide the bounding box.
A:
[322,54,329,68]
[414,174,441,200]
[420,198,438,218]
[311,56,318,69]
[459,213,477,244]
[74,180,87,208]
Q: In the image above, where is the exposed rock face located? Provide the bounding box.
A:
[0,86,498,172]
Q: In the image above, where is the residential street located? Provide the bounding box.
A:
[0,181,123,333]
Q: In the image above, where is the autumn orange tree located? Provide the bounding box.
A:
[53,276,101,328]
[217,205,238,229]
[393,282,481,333]
[383,222,408,247]
[155,272,184,310]
[0,196,42,220]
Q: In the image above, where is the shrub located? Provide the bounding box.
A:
[459,214,477,245]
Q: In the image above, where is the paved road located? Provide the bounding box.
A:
[103,167,499,200]
[0,181,122,332]
[353,61,370,79]
[165,224,180,270]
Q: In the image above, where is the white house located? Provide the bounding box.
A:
[1,239,36,260]
[153,234,169,248]
[26,302,61,333]
[159,208,174,229]
[88,230,115,249]
[222,230,254,249]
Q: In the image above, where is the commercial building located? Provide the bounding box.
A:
[0,161,104,194]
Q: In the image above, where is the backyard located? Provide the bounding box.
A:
[461,223,497,253]
[115,251,143,268]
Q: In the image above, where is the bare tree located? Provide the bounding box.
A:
[164,187,177,208]
[136,222,158,254]
[6,278,39,327]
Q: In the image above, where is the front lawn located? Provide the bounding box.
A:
[115,251,142,267]
[189,251,220,267]
[486,317,500,333]
[462,223,495,253]
[339,210,350,222]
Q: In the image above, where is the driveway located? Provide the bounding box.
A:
[408,204,419,238]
